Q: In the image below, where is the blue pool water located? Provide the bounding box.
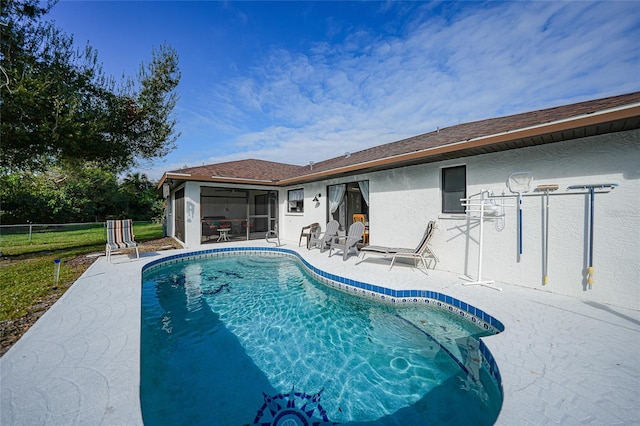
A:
[141,253,502,425]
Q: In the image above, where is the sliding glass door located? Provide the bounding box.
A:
[327,181,369,232]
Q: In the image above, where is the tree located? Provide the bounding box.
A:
[0,167,163,224]
[0,166,117,223]
[119,172,164,221]
[0,0,181,173]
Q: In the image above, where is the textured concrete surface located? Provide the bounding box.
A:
[2,239,639,425]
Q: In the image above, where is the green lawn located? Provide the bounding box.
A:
[0,222,163,321]
[0,222,162,256]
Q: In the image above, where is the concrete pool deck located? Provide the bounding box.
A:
[1,239,639,425]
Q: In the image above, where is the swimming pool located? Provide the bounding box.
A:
[141,248,503,425]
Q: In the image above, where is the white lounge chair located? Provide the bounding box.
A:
[357,221,438,270]
[329,221,365,261]
[309,220,340,252]
[106,219,139,262]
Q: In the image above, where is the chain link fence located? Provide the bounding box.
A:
[0,221,156,251]
[1,222,103,240]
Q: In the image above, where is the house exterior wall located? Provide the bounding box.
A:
[279,181,344,244]
[169,181,284,247]
[182,181,202,248]
[173,129,639,308]
[164,189,175,239]
[277,129,639,308]
[367,129,639,308]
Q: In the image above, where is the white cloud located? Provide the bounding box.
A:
[152,1,639,179]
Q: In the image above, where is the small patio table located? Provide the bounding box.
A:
[217,228,231,242]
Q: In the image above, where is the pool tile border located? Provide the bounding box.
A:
[143,246,504,391]
[143,247,504,332]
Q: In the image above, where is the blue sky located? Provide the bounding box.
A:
[48,1,640,180]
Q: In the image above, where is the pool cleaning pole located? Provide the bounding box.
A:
[587,186,595,287]
[567,183,618,288]
[535,184,559,285]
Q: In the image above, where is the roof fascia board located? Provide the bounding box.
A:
[276,104,640,186]
[177,174,278,186]
[208,175,277,183]
[157,172,191,189]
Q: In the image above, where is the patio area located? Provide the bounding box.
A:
[1,238,639,425]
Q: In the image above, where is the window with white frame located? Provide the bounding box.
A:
[442,165,466,214]
[287,188,304,212]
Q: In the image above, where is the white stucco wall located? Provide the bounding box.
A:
[279,129,639,308]
[175,129,639,308]
[182,181,202,248]
[368,129,640,309]
[279,182,333,245]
